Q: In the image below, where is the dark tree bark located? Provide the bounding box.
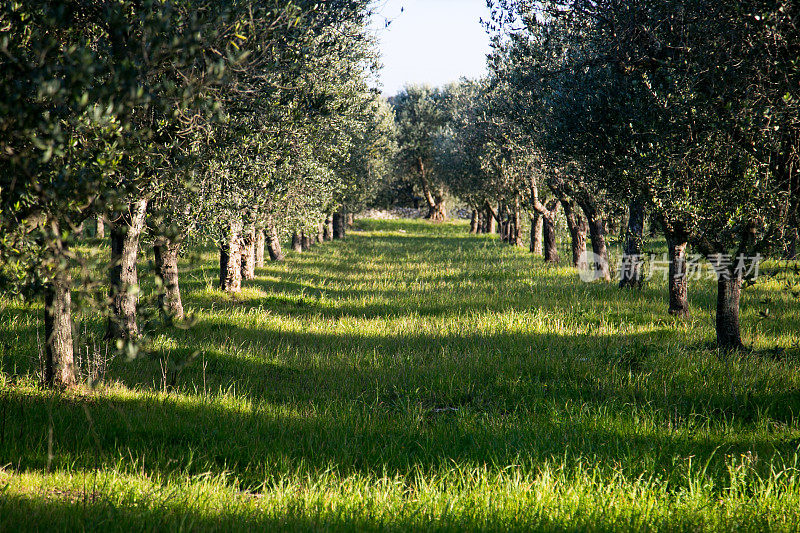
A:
[580,203,611,282]
[511,197,523,246]
[154,237,184,321]
[291,231,303,253]
[96,214,105,239]
[528,179,561,263]
[469,210,479,234]
[498,202,508,242]
[561,199,587,269]
[301,230,312,251]
[255,226,266,268]
[324,214,334,241]
[419,158,447,221]
[106,198,148,341]
[530,213,543,255]
[427,195,447,221]
[619,197,646,289]
[666,231,690,316]
[716,275,743,350]
[241,222,256,281]
[485,202,497,234]
[44,233,75,388]
[476,210,485,234]
[542,208,559,264]
[333,210,346,239]
[219,217,243,293]
[264,215,284,262]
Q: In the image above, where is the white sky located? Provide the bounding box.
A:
[370,0,493,96]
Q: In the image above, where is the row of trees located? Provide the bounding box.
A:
[0,1,394,387]
[386,0,798,351]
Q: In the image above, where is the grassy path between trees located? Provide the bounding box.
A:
[2,218,800,531]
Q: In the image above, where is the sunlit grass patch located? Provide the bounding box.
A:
[1,218,800,530]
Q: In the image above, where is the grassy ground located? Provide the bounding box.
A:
[1,218,800,531]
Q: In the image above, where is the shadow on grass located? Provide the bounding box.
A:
[1,219,799,520]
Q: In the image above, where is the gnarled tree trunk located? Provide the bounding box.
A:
[106,198,148,341]
[154,237,184,321]
[265,215,284,262]
[220,217,243,293]
[301,231,312,251]
[241,222,256,281]
[498,202,508,242]
[419,158,446,221]
[666,230,689,316]
[469,210,479,234]
[476,210,485,234]
[44,229,75,388]
[324,214,334,241]
[255,226,266,268]
[291,231,303,253]
[716,274,743,350]
[542,210,559,263]
[333,210,346,239]
[511,197,523,246]
[485,202,497,234]
[581,204,611,282]
[561,199,587,269]
[619,197,646,289]
[530,213,543,255]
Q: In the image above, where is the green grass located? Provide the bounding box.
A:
[1,218,800,531]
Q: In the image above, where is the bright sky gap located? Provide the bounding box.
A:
[370,0,493,96]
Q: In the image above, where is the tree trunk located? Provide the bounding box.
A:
[44,239,75,388]
[583,208,611,282]
[96,214,105,239]
[241,222,256,281]
[427,195,447,222]
[561,200,587,269]
[346,213,354,227]
[418,158,446,221]
[716,275,743,350]
[154,237,184,321]
[619,197,646,289]
[106,198,148,341]
[324,214,334,241]
[666,233,689,316]
[255,227,266,267]
[265,215,284,262]
[317,223,325,244]
[292,232,303,253]
[511,197,523,246]
[542,213,559,263]
[499,202,509,242]
[469,210,479,234]
[301,231,312,251]
[485,203,497,234]
[530,213,543,255]
[333,210,346,239]
[219,217,243,293]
